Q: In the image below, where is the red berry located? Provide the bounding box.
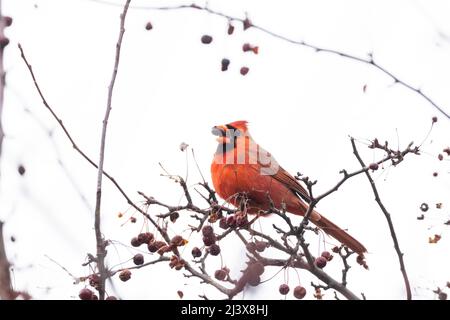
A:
[209,243,221,256]
[293,286,307,299]
[79,288,94,300]
[279,284,290,295]
[202,235,216,246]
[240,67,249,76]
[369,163,379,171]
[119,269,131,282]
[133,254,144,265]
[169,211,179,222]
[201,35,213,44]
[88,274,100,289]
[148,241,166,253]
[106,296,118,300]
[131,237,141,247]
[221,58,230,72]
[202,225,214,236]
[255,240,267,252]
[432,116,438,123]
[321,251,333,261]
[214,269,227,281]
[191,247,202,258]
[145,21,153,30]
[315,256,327,268]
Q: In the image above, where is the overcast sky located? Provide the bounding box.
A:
[1,0,450,299]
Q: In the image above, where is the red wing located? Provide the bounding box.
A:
[271,167,311,203]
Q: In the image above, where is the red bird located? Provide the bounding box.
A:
[210,120,366,255]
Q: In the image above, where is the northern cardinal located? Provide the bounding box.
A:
[210,120,366,255]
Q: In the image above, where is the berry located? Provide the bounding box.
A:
[145,21,153,30]
[221,58,230,72]
[315,256,327,269]
[227,23,234,35]
[88,274,100,288]
[214,269,227,281]
[201,35,213,44]
[243,17,252,30]
[79,288,94,300]
[202,225,214,236]
[170,235,184,246]
[432,116,438,123]
[279,284,290,295]
[219,217,228,229]
[138,232,154,244]
[246,242,257,252]
[438,292,448,300]
[438,154,444,161]
[130,217,137,223]
[18,165,26,176]
[0,37,9,49]
[321,251,333,261]
[130,237,141,247]
[106,296,117,300]
[420,203,429,212]
[433,172,438,177]
[369,163,379,171]
[192,247,202,258]
[294,286,307,299]
[255,240,267,252]
[133,254,144,265]
[170,211,179,222]
[92,294,98,300]
[236,215,248,227]
[119,269,131,282]
[202,234,216,246]
[247,274,260,287]
[249,262,265,276]
[226,215,236,227]
[148,241,166,253]
[209,243,221,256]
[3,16,13,27]
[240,67,249,76]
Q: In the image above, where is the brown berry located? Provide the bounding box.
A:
[433,172,438,177]
[0,37,9,48]
[88,274,100,288]
[227,23,234,35]
[92,294,98,300]
[202,234,216,246]
[432,116,438,123]
[119,269,131,282]
[133,254,144,265]
[209,243,221,256]
[191,247,202,258]
[79,288,94,300]
[246,242,256,252]
[170,235,184,246]
[369,163,379,171]
[106,296,117,300]
[438,154,444,161]
[249,262,265,276]
[240,67,249,76]
[315,256,327,268]
[321,251,333,261]
[219,217,228,229]
[130,217,137,223]
[201,35,213,44]
[226,215,236,227]
[439,292,448,300]
[131,237,141,247]
[148,241,166,253]
[255,240,267,252]
[18,165,26,176]
[169,211,179,222]
[145,21,153,30]
[221,58,230,72]
[243,17,252,30]
[247,274,260,287]
[236,215,248,227]
[3,16,13,27]
[214,269,227,281]
[279,284,290,295]
[138,232,154,244]
[293,286,307,299]
[202,225,214,236]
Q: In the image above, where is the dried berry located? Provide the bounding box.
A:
[0,37,9,49]
[242,43,259,54]
[214,269,227,281]
[243,17,252,30]
[227,22,234,35]
[148,241,166,253]
[18,165,26,176]
[221,58,230,72]
[3,16,13,27]
[202,235,216,246]
[368,163,379,171]
[331,246,339,253]
[255,240,267,252]
[170,235,185,246]
[247,274,260,287]
[279,284,290,295]
[439,292,448,300]
[202,225,214,237]
[209,243,221,256]
[106,296,117,300]
[240,67,249,76]
[133,254,144,265]
[226,215,236,228]
[235,215,248,227]
[315,256,327,269]
[420,203,429,212]
[438,154,444,161]
[246,242,256,252]
[433,172,438,177]
[321,251,333,261]
[119,269,131,282]
[191,247,202,258]
[138,232,154,244]
[293,286,307,299]
[443,147,450,156]
[157,245,172,255]
[130,237,141,247]
[145,21,153,30]
[201,35,213,44]
[432,116,438,123]
[88,274,100,288]
[219,217,228,229]
[177,290,184,299]
[170,211,179,222]
[79,288,94,300]
[130,217,137,223]
[249,262,265,276]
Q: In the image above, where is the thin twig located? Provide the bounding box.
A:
[350,137,412,300]
[0,221,12,299]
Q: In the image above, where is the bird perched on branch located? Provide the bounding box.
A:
[210,120,366,255]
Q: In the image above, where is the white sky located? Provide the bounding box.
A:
[1,0,450,299]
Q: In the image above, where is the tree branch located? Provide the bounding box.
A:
[0,221,12,300]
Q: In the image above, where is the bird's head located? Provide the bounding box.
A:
[211,120,249,144]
